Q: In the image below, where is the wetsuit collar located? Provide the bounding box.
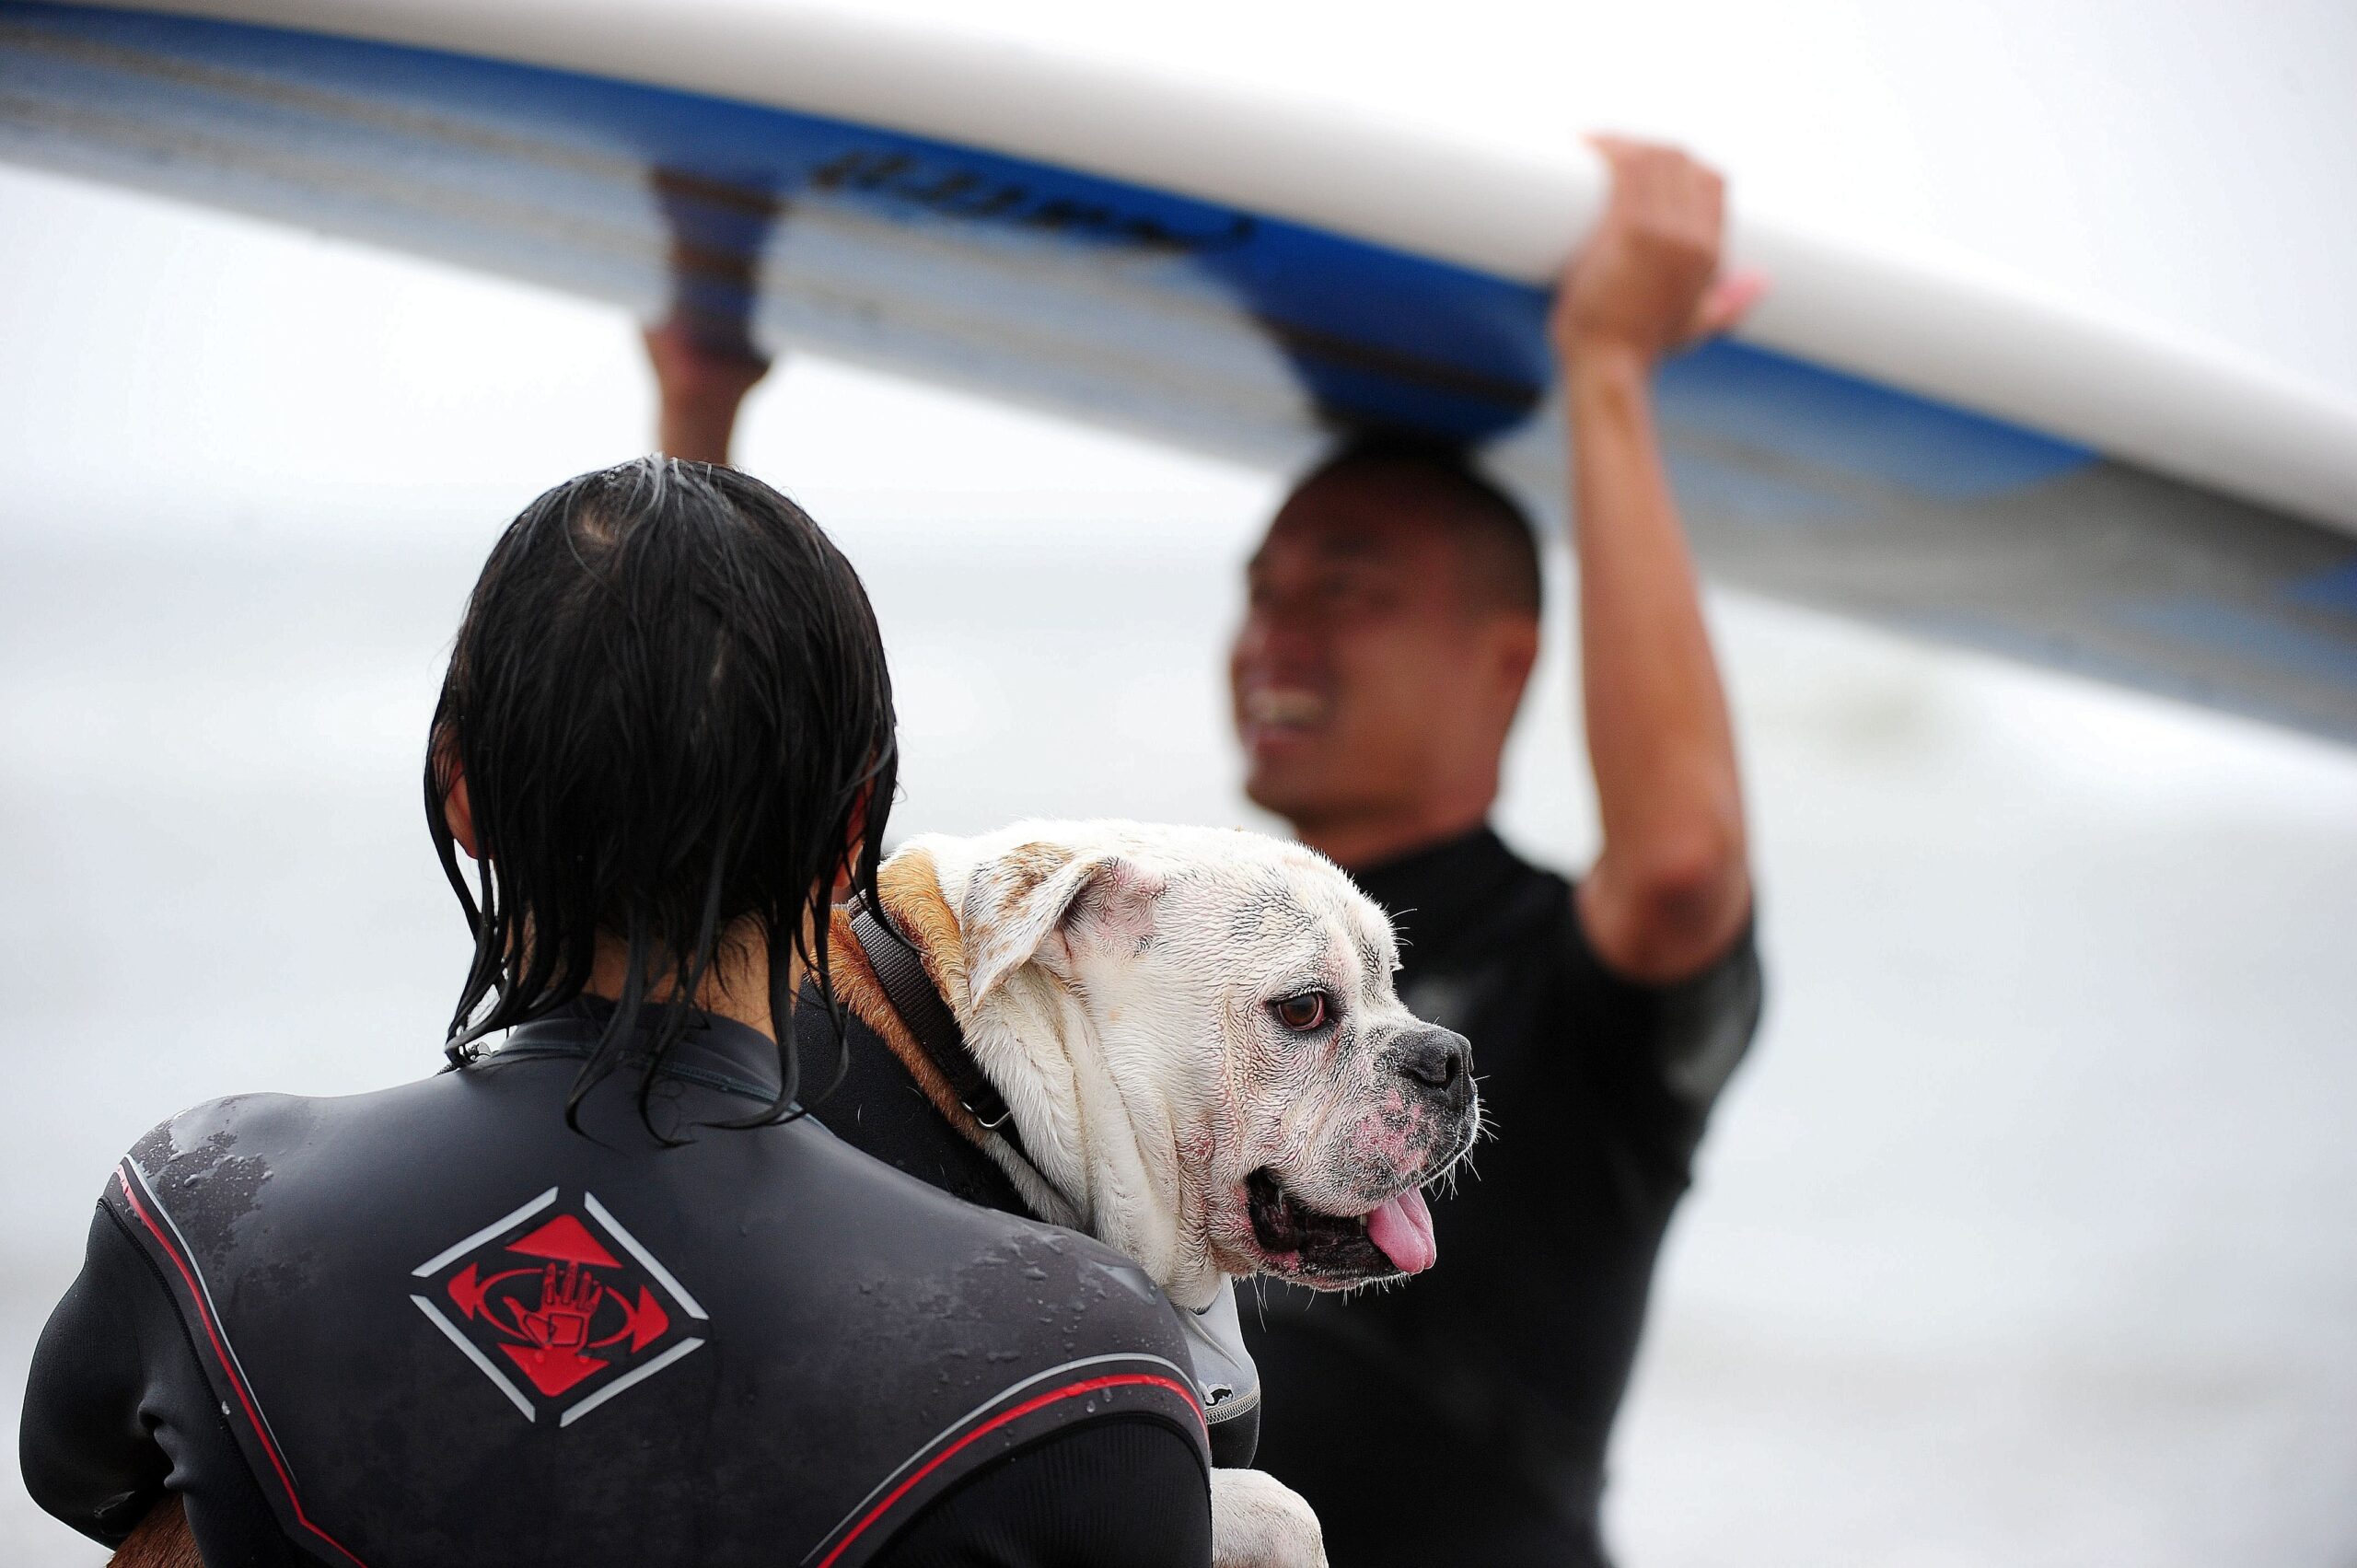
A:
[1345,824,1527,959]
[489,996,786,1106]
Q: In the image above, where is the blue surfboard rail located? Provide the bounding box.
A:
[3,1,2353,742]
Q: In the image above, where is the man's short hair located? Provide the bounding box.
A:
[1297,435,1542,619]
[426,458,897,1132]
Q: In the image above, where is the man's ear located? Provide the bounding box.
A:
[444,769,480,861]
[961,845,1165,1011]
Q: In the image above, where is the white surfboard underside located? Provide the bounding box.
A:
[51,0,2357,537]
[4,0,2354,743]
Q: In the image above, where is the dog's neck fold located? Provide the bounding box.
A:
[875,848,1219,1312]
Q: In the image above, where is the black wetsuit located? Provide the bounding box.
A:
[792,975,1266,1470]
[21,1003,1213,1568]
[1248,828,1762,1567]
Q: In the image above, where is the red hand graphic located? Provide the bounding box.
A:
[518,1260,603,1350]
[497,1260,612,1397]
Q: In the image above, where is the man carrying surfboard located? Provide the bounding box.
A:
[1221,139,1763,1567]
[646,136,1764,1567]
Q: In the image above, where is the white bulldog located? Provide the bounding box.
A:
[829,820,1481,1568]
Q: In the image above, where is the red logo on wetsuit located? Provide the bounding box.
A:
[410,1191,708,1425]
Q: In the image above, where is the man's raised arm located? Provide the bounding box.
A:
[1556,138,1764,983]
[644,315,769,466]
[642,168,779,466]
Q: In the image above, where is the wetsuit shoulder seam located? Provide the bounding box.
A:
[95,1199,261,1539]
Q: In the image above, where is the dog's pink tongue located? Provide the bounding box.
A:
[1365,1188,1437,1274]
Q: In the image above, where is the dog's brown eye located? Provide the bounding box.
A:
[1271,992,1329,1031]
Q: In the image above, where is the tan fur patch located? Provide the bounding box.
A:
[826,886,986,1147]
[110,1497,201,1568]
[995,841,1072,904]
[876,848,974,1012]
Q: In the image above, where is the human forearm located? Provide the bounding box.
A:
[1551,139,1757,981]
[1567,347,1748,970]
[644,318,770,466]
[656,385,751,467]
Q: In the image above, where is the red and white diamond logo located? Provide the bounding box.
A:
[409,1188,707,1426]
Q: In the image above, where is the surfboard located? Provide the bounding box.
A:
[6,0,2356,743]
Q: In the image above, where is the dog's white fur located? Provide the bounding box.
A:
[884,820,1480,1568]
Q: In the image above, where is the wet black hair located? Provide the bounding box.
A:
[425,458,897,1135]
[1297,434,1543,618]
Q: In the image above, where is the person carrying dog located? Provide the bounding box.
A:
[648,134,1766,1568]
[21,460,1216,1568]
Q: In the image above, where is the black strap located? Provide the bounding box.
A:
[851,904,1026,1156]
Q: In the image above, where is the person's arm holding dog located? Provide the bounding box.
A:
[1556,137,1764,984]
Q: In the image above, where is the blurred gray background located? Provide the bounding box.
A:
[6,2,2355,1562]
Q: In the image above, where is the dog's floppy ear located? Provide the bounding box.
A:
[962,842,1165,1010]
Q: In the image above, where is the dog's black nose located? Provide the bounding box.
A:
[1393,1027,1471,1102]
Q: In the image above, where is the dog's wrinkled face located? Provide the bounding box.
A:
[1181,851,1479,1289]
[947,823,1480,1294]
